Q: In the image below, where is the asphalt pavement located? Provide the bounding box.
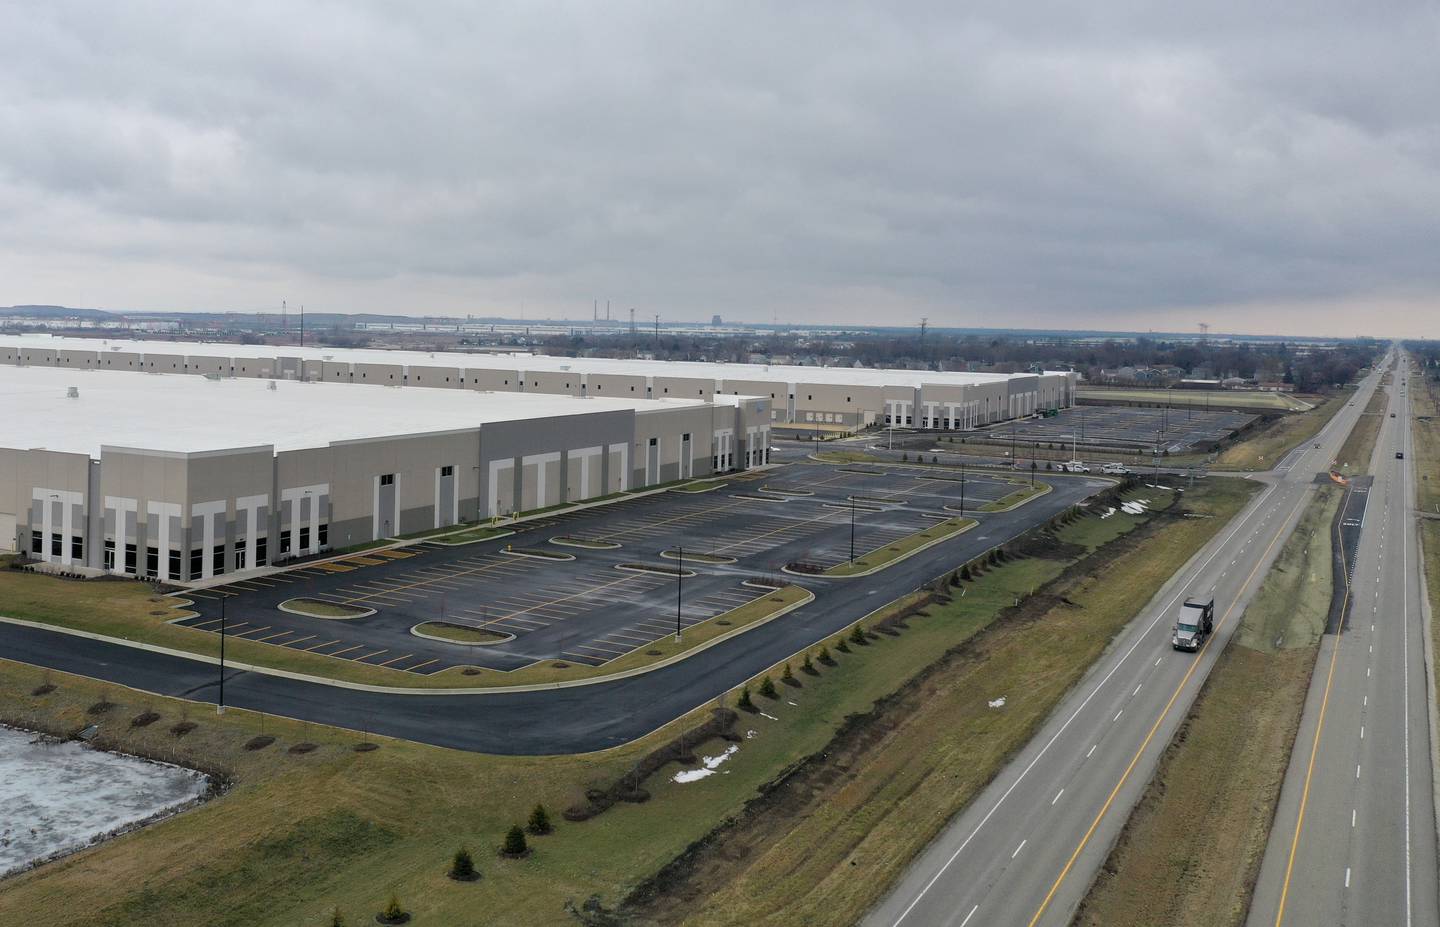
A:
[0,465,1103,755]
[1247,356,1439,927]
[864,363,1395,927]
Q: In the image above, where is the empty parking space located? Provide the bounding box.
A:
[172,461,1050,676]
[977,405,1254,453]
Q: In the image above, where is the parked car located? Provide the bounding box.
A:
[1062,460,1090,473]
[1396,451,1405,459]
[1102,462,1130,475]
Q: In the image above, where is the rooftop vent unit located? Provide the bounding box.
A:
[66,386,79,398]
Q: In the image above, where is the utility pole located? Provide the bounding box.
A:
[299,304,304,348]
[629,308,636,338]
[654,314,660,349]
[217,597,226,714]
[959,461,966,514]
[282,298,287,339]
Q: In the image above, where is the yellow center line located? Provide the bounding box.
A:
[1272,488,1355,926]
[1026,487,1303,927]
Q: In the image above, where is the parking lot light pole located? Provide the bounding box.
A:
[675,546,683,642]
[217,597,226,715]
[849,496,856,563]
[959,461,966,514]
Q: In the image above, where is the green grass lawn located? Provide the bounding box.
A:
[431,524,513,545]
[412,621,511,644]
[978,481,1050,511]
[280,598,369,619]
[1333,388,1385,476]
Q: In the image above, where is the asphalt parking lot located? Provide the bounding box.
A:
[175,462,1034,676]
[977,405,1254,452]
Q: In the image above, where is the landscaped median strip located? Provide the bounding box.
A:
[0,584,815,696]
[785,516,977,579]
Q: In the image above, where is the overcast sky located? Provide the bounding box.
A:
[2,3,1437,336]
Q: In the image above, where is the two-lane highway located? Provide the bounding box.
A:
[866,364,1392,927]
[1248,355,1439,927]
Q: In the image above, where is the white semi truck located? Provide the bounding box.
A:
[1172,596,1215,652]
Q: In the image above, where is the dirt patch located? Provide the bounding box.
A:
[130,711,162,728]
[244,735,276,751]
[287,742,318,755]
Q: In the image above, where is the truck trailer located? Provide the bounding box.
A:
[1172,596,1215,652]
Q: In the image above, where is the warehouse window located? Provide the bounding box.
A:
[663,387,669,393]
[380,473,395,486]
[189,548,203,577]
[124,544,137,575]
[629,386,634,391]
[279,529,292,555]
[103,540,115,571]
[649,437,658,447]
[441,465,453,477]
[234,539,247,571]
[255,537,267,567]
[145,548,158,576]
[30,533,41,555]
[50,533,62,557]
[299,526,311,550]
[212,545,226,575]
[318,523,328,547]
[167,549,181,579]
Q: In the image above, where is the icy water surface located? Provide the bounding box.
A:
[0,725,208,876]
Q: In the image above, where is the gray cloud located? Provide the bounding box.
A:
[1,1,1437,334]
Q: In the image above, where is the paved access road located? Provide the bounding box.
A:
[1247,355,1439,927]
[0,465,1102,755]
[864,363,1389,927]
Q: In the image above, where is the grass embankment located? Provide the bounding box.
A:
[1213,392,1349,471]
[823,516,975,577]
[0,561,804,690]
[628,478,1258,926]
[1073,485,1340,927]
[1410,368,1440,734]
[670,480,727,494]
[1332,387,1385,476]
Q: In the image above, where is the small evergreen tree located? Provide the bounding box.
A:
[781,663,795,683]
[849,624,867,645]
[380,894,405,923]
[502,824,529,857]
[737,684,754,710]
[960,564,972,581]
[819,645,833,663]
[836,635,851,654]
[449,846,477,881]
[758,675,779,699]
[527,804,552,836]
[901,451,909,461]
[802,653,815,674]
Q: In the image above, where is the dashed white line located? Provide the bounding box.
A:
[1086,744,1097,758]
[1113,710,1124,723]
[1012,840,1026,859]
[1133,683,1143,696]
[960,905,978,927]
[1052,789,1064,805]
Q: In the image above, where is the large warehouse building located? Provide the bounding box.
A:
[0,334,1074,582]
[0,365,766,580]
[0,335,1076,430]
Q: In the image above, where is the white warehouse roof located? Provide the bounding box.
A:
[0,365,708,457]
[0,334,1056,389]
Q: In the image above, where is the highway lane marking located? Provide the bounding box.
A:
[1086,744,1097,758]
[1052,789,1064,805]
[1025,481,1297,927]
[1133,683,1142,696]
[1346,867,1351,889]
[1356,764,1362,779]
[959,906,978,927]
[1012,840,1026,859]
[1352,809,1356,828]
[1113,710,1123,722]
